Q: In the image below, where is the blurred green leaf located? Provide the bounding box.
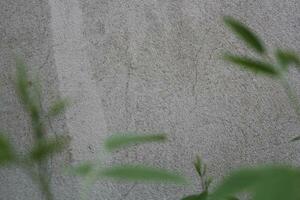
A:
[290,135,300,142]
[68,162,94,177]
[223,16,265,54]
[0,133,15,165]
[210,166,300,200]
[48,99,69,117]
[15,58,30,106]
[275,49,300,69]
[15,58,44,139]
[194,155,202,177]
[98,164,186,184]
[29,136,69,161]
[105,133,166,151]
[224,54,278,76]
[182,191,208,200]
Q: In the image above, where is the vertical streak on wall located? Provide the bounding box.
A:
[48,0,108,162]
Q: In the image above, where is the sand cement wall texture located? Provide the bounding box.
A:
[1,0,300,199]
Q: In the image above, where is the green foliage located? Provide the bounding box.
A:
[71,132,186,199]
[15,57,31,107]
[223,16,299,77]
[223,16,265,54]
[208,16,300,200]
[290,135,300,142]
[223,16,300,141]
[104,133,166,152]
[29,136,69,161]
[182,156,238,200]
[1,16,299,200]
[210,166,300,200]
[0,58,71,200]
[193,156,211,191]
[48,99,69,117]
[0,133,15,165]
[99,164,186,183]
[223,54,278,76]
[182,191,208,200]
[275,49,300,69]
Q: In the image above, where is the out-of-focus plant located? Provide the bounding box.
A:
[222,16,300,126]
[207,17,300,200]
[69,133,186,200]
[181,156,238,200]
[0,58,70,200]
[0,58,185,200]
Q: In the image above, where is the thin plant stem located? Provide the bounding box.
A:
[37,171,53,200]
[280,75,300,120]
[20,160,53,200]
[264,53,300,120]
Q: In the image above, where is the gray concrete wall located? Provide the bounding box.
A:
[1,0,300,199]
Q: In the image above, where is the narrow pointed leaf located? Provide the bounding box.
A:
[98,165,186,184]
[15,58,30,106]
[194,155,202,177]
[275,49,300,69]
[15,58,42,139]
[224,16,265,54]
[224,54,278,76]
[290,135,300,142]
[0,133,15,165]
[29,136,69,161]
[105,133,166,151]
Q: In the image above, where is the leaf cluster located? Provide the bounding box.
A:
[206,16,300,200]
[69,133,186,199]
[223,16,299,78]
[182,156,238,200]
[0,59,70,200]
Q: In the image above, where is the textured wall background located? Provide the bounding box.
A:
[1,0,300,199]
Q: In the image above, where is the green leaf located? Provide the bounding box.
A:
[98,164,186,184]
[194,155,202,177]
[223,16,265,54]
[182,191,208,200]
[68,162,94,176]
[48,99,69,117]
[105,133,166,151]
[0,133,15,165]
[275,49,300,69]
[15,58,43,139]
[15,58,30,106]
[210,166,300,200]
[29,136,69,161]
[224,54,278,76]
[210,167,261,199]
[290,135,300,142]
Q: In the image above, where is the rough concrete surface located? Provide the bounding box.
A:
[1,0,300,199]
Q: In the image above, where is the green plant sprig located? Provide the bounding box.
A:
[0,59,70,200]
[208,16,300,200]
[222,16,300,141]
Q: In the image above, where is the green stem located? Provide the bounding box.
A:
[37,170,53,200]
[280,75,300,119]
[20,160,53,200]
